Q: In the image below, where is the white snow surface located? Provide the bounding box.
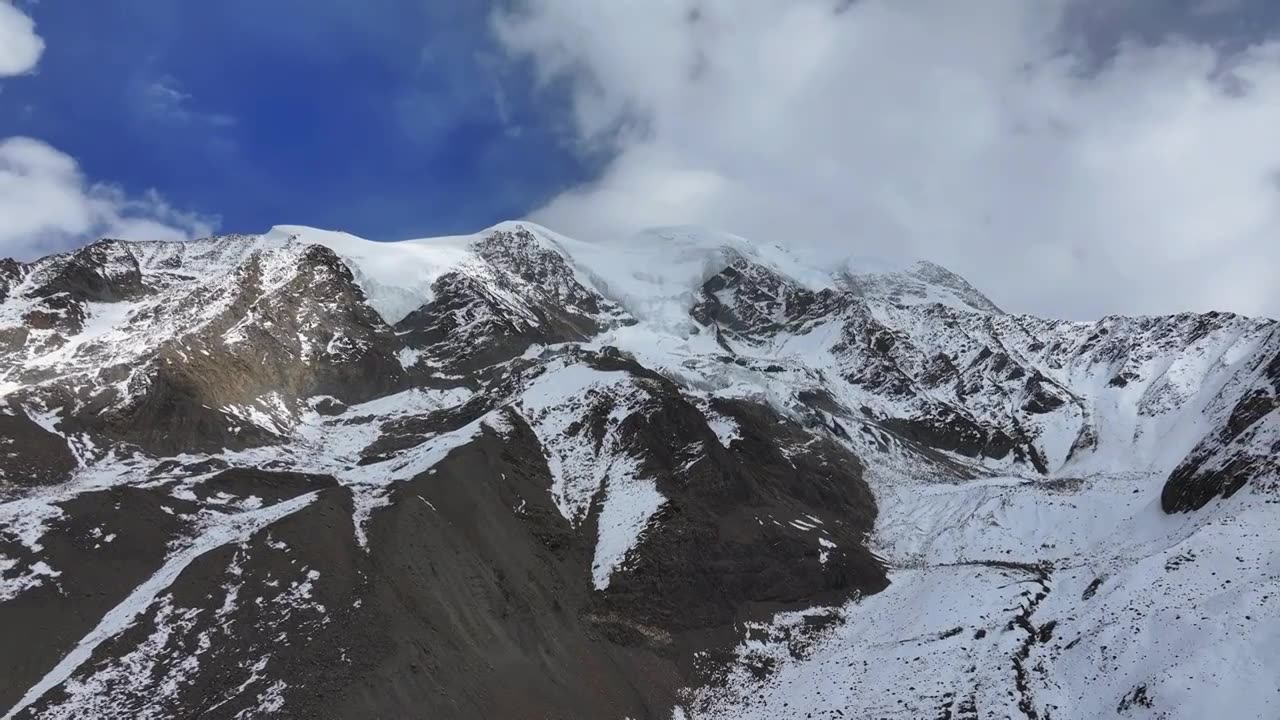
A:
[590,458,665,590]
[679,460,1280,720]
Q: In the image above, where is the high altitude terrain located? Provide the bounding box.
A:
[0,222,1276,719]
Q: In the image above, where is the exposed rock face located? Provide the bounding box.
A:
[1161,344,1280,511]
[1,238,406,456]
[396,228,629,373]
[0,405,77,487]
[0,223,1275,719]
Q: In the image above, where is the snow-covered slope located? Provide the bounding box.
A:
[0,222,1275,720]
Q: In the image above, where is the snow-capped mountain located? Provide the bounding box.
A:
[0,222,1275,719]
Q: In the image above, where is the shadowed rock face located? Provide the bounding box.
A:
[1161,348,1280,512]
[27,241,152,304]
[92,245,405,455]
[1,410,885,719]
[0,486,195,711]
[0,259,22,303]
[592,395,886,635]
[0,405,77,487]
[0,226,1276,719]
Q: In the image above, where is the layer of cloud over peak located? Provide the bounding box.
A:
[0,3,216,259]
[495,0,1280,320]
[0,1,44,77]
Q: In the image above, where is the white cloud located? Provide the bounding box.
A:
[0,137,217,259]
[495,0,1280,319]
[0,0,44,76]
[0,5,215,260]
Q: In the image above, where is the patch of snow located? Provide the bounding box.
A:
[702,407,741,449]
[516,361,644,523]
[0,496,64,554]
[591,457,665,590]
[397,346,422,369]
[0,559,60,601]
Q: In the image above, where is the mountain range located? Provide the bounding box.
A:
[1,222,1276,719]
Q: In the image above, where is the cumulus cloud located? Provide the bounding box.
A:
[0,137,217,258]
[0,1,44,77]
[0,4,215,260]
[495,0,1280,319]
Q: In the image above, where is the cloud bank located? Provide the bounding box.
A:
[495,0,1280,319]
[0,2,214,259]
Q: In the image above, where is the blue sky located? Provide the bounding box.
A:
[1,0,1279,319]
[0,0,599,239]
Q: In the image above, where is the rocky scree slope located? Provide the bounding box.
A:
[0,223,1276,719]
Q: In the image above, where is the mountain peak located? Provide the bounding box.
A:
[839,257,1003,314]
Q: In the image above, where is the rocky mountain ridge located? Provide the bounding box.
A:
[1,222,1276,719]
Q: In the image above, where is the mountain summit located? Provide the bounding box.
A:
[1,223,1276,719]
